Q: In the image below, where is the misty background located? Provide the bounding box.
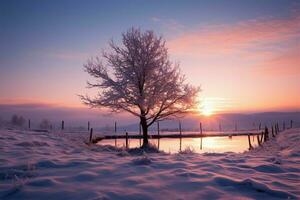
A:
[1,103,299,133]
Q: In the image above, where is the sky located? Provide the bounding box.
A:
[1,0,300,119]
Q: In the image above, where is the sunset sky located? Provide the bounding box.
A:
[1,0,300,116]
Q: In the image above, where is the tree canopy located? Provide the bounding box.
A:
[81,28,200,146]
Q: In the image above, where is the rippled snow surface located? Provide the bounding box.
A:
[1,128,299,199]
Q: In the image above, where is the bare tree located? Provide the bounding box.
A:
[80,28,200,147]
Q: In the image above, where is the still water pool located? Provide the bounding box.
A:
[98,135,259,153]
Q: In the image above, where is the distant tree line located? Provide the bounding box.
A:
[11,114,25,127]
[0,114,52,130]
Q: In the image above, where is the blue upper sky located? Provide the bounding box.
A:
[1,0,296,62]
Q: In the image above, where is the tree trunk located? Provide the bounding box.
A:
[140,116,149,147]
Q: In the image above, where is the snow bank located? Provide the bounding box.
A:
[0,128,299,199]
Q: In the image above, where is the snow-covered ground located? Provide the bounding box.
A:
[0,128,299,199]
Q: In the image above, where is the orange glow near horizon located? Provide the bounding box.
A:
[197,96,236,116]
[1,93,299,115]
[199,98,215,116]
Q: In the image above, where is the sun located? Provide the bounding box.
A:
[199,98,215,116]
[202,105,214,116]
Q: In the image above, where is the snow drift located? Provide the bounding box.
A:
[0,128,299,199]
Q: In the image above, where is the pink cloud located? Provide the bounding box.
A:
[255,45,300,76]
[168,12,300,55]
[167,11,300,77]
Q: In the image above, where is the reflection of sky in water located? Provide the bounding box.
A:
[98,135,259,154]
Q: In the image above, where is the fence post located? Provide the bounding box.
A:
[264,127,269,142]
[259,123,261,130]
[125,132,129,149]
[290,120,293,129]
[114,121,117,147]
[260,131,264,144]
[89,128,93,143]
[200,122,203,135]
[61,120,64,130]
[200,122,203,150]
[272,126,275,137]
[139,123,142,147]
[156,121,160,149]
[88,121,90,131]
[257,135,261,146]
[179,121,182,152]
[28,119,31,129]
[248,134,253,150]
